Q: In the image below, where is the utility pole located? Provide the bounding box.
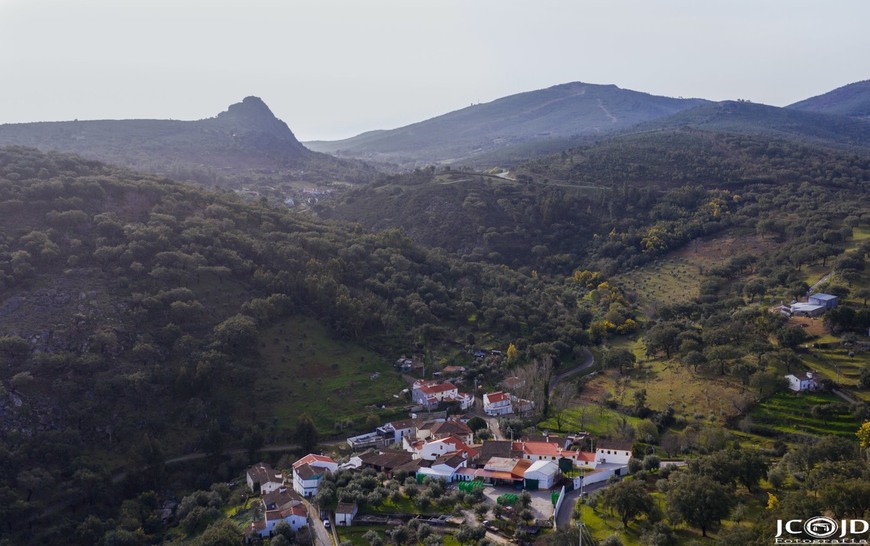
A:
[578,477,585,546]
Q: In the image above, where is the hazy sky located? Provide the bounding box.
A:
[1,0,868,141]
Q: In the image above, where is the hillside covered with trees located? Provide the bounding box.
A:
[0,146,610,544]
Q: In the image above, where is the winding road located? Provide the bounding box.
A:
[549,346,595,393]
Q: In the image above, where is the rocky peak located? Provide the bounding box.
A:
[212,96,308,156]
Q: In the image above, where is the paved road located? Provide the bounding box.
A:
[306,500,333,546]
[469,402,506,440]
[554,479,610,530]
[549,346,595,392]
[163,437,350,465]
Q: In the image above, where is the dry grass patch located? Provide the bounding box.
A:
[616,232,781,310]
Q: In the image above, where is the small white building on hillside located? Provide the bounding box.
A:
[246,463,285,494]
[335,502,358,526]
[785,371,819,392]
[595,441,632,466]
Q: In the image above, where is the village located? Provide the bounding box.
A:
[240,368,638,545]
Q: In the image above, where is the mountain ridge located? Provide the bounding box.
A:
[0,96,376,193]
[305,81,709,167]
[787,79,870,119]
[629,99,870,150]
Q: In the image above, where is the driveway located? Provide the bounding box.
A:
[554,479,611,529]
[304,500,333,546]
[481,486,554,521]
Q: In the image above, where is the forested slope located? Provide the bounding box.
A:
[0,146,604,544]
[324,130,870,275]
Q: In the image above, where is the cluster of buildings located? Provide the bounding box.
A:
[349,414,633,490]
[349,434,632,490]
[244,415,634,539]
[243,454,340,539]
[779,293,838,318]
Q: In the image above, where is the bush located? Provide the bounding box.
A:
[642,455,661,471]
[601,534,624,546]
[641,522,676,546]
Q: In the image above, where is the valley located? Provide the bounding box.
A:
[0,77,868,546]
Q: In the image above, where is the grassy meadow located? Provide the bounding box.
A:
[614,231,780,312]
[578,478,769,546]
[252,316,408,436]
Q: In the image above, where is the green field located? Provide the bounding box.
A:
[336,525,391,546]
[362,495,447,516]
[750,391,860,438]
[538,402,645,438]
[614,231,780,312]
[337,525,461,546]
[577,483,769,545]
[253,316,407,435]
[802,347,869,390]
[579,490,723,545]
[615,257,701,312]
[579,347,749,427]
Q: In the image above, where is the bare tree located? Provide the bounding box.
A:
[548,382,577,431]
[512,356,553,419]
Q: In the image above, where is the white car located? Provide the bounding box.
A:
[323,519,331,529]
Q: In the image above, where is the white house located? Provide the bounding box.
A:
[519,441,579,464]
[247,488,308,538]
[595,441,633,466]
[376,419,417,445]
[524,460,560,490]
[416,436,471,461]
[292,454,338,497]
[411,380,474,410]
[412,380,458,407]
[416,453,468,482]
[483,392,513,416]
[246,463,285,494]
[785,371,819,392]
[335,502,358,526]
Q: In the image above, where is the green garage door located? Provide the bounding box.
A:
[524,478,539,490]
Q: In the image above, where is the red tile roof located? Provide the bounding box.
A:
[484,392,510,404]
[519,441,582,459]
[293,453,336,469]
[419,382,457,395]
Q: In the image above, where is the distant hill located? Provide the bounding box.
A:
[629,100,870,151]
[322,129,870,273]
[788,79,870,120]
[306,82,708,167]
[0,96,378,196]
